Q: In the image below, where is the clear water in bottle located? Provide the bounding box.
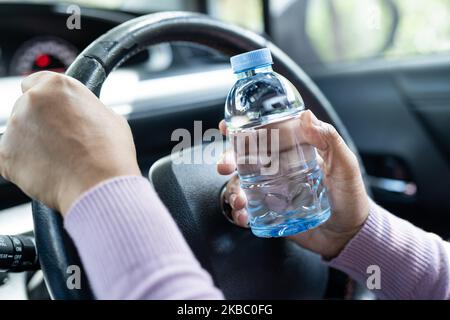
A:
[225,48,331,237]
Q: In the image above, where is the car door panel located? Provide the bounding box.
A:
[396,66,450,162]
[311,61,450,236]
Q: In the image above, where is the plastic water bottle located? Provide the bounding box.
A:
[225,48,331,237]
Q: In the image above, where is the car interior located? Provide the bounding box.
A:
[0,0,449,300]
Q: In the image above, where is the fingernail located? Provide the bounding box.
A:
[234,209,247,225]
[234,194,245,208]
[234,209,243,224]
[237,212,248,226]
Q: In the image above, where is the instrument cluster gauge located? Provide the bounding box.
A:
[10,36,78,76]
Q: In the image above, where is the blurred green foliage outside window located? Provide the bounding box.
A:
[306,0,450,63]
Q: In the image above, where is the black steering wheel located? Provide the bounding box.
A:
[32,12,371,300]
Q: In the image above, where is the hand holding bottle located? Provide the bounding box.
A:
[218,110,370,259]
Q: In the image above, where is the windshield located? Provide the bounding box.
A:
[0,0,265,32]
[0,0,200,12]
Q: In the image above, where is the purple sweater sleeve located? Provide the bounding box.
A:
[328,200,450,299]
[64,176,224,300]
[65,176,450,300]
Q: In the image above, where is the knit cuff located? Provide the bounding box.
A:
[327,199,438,299]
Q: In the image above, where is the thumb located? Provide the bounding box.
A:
[299,110,359,174]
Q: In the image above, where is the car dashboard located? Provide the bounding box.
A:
[0,2,232,160]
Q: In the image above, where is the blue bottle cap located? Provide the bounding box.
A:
[230,48,273,74]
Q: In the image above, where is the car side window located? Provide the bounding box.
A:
[208,0,264,33]
[304,0,450,64]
